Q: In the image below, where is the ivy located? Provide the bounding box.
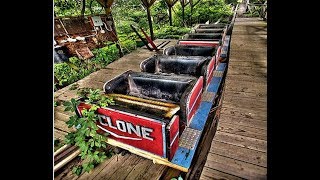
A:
[63,88,115,175]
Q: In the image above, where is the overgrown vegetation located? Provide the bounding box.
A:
[172,0,233,26]
[54,139,65,152]
[63,88,115,175]
[54,0,233,89]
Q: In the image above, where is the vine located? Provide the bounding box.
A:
[63,88,115,175]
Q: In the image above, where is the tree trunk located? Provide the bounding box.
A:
[168,6,173,26]
[146,7,154,40]
[81,0,86,17]
[182,6,185,26]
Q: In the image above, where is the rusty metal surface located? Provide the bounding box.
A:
[54,14,118,55]
[179,128,201,150]
[107,93,180,119]
[202,92,216,102]
[213,70,224,77]
[75,47,94,60]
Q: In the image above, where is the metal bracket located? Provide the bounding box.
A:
[179,128,201,150]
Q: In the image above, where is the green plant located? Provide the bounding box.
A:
[54,139,65,152]
[154,26,190,39]
[172,0,233,26]
[69,83,79,90]
[54,62,79,86]
[63,89,115,175]
[54,101,60,107]
[171,175,183,180]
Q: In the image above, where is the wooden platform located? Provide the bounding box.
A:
[199,18,267,179]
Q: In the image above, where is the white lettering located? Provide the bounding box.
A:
[97,114,154,141]
[141,127,154,141]
[116,121,126,132]
[106,116,117,129]
[126,122,141,137]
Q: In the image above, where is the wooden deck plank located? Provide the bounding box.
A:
[204,153,267,179]
[54,128,68,140]
[217,122,267,140]
[222,102,266,113]
[214,131,267,153]
[123,159,154,180]
[200,167,243,180]
[55,111,70,122]
[76,155,118,180]
[92,154,131,180]
[55,106,75,116]
[220,107,267,121]
[209,141,267,167]
[226,74,267,82]
[200,17,267,179]
[223,89,267,99]
[106,154,142,180]
[223,95,267,104]
[55,119,74,133]
[220,116,267,129]
[137,163,168,180]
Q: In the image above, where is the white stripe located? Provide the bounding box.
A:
[187,77,203,120]
[170,131,179,147]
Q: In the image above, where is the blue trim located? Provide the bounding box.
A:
[189,102,213,131]
[171,146,198,168]
[207,77,222,93]
[216,63,227,71]
[169,62,227,170]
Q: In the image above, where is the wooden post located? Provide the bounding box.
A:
[146,7,155,40]
[165,0,178,26]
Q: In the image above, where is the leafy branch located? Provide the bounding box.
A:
[63,88,115,175]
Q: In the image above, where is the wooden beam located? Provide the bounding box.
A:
[81,0,86,17]
[193,0,201,7]
[165,0,179,26]
[140,0,157,40]
[165,0,179,6]
[146,7,155,40]
[95,0,114,15]
[179,0,189,26]
[141,0,149,8]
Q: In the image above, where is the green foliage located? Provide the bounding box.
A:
[54,0,103,17]
[54,139,65,151]
[69,83,79,90]
[173,0,233,26]
[91,45,119,67]
[64,88,115,175]
[154,26,191,39]
[54,62,79,86]
[120,39,137,54]
[54,45,119,89]
[54,101,60,107]
[54,0,234,90]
